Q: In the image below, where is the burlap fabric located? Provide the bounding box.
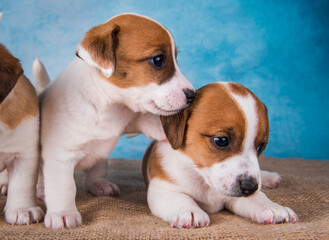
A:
[0,156,328,239]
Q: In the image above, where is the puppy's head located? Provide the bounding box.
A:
[76,13,195,115]
[161,82,269,197]
[0,44,23,103]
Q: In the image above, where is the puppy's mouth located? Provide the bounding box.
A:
[150,101,182,115]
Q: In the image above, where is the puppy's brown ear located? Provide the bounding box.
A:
[160,109,190,150]
[0,44,23,103]
[76,23,120,78]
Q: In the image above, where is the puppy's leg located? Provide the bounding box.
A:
[84,159,119,197]
[43,154,81,229]
[36,168,45,201]
[0,169,8,195]
[148,180,210,229]
[261,170,281,189]
[4,152,44,225]
[225,191,298,224]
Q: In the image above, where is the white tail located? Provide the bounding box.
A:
[32,57,51,94]
[0,12,3,22]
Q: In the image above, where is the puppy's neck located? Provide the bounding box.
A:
[70,58,127,109]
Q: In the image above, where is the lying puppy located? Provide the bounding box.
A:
[34,13,195,229]
[143,82,298,228]
[0,44,44,224]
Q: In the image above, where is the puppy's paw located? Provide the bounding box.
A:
[5,206,44,225]
[45,211,82,229]
[170,209,210,229]
[261,171,281,189]
[86,179,120,197]
[0,183,8,195]
[252,204,298,224]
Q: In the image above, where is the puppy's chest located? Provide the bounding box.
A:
[85,104,134,139]
[0,152,15,171]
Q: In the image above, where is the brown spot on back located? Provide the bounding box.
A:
[142,141,175,187]
[0,44,23,103]
[0,75,38,129]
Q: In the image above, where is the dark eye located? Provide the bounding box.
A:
[151,55,164,68]
[257,143,265,154]
[212,136,230,149]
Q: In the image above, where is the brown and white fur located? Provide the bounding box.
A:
[143,82,298,228]
[0,44,44,225]
[33,14,195,229]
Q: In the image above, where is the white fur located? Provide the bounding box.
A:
[32,57,51,94]
[76,44,114,78]
[261,170,281,189]
[36,14,194,229]
[0,113,44,225]
[146,83,298,228]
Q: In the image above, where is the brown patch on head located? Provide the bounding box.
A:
[0,75,38,129]
[178,83,248,168]
[227,82,250,97]
[254,98,269,157]
[227,82,269,156]
[0,44,23,103]
[142,141,175,187]
[254,103,269,156]
[78,14,176,88]
[78,23,119,74]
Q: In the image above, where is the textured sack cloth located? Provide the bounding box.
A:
[0,156,328,239]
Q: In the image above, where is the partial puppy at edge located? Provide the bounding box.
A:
[0,43,44,225]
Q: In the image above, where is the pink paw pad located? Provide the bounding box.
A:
[263,218,274,224]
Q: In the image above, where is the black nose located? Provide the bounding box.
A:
[240,177,258,197]
[183,89,196,104]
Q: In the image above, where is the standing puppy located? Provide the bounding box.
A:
[34,14,195,229]
[0,44,44,225]
[143,82,298,228]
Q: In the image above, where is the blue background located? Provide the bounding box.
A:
[0,0,328,160]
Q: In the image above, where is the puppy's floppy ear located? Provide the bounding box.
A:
[0,44,23,103]
[160,109,190,150]
[76,23,120,78]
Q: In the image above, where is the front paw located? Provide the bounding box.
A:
[170,209,210,229]
[252,204,298,224]
[261,171,281,189]
[5,206,44,225]
[45,211,82,229]
[86,179,120,197]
